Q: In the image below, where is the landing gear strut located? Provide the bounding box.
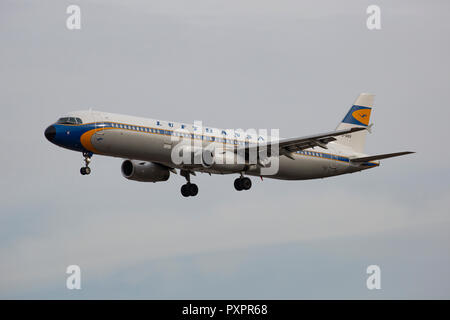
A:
[234,176,252,191]
[80,152,92,175]
[180,170,199,197]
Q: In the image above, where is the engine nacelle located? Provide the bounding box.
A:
[121,160,170,182]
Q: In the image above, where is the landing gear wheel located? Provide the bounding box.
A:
[241,177,252,190]
[234,178,243,191]
[80,167,91,175]
[180,170,199,197]
[181,184,190,197]
[181,183,199,197]
[234,177,251,191]
[189,183,198,196]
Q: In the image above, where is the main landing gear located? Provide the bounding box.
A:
[181,183,198,197]
[178,171,252,196]
[180,170,199,197]
[234,176,252,191]
[80,152,92,175]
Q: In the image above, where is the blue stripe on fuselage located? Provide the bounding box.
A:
[52,123,97,152]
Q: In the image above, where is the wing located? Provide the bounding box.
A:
[237,127,366,159]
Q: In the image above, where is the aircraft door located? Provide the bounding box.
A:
[328,154,337,173]
[94,112,104,135]
[90,112,105,151]
[162,124,178,150]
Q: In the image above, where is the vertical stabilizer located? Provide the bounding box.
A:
[335,93,374,153]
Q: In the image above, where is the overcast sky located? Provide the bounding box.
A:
[1,0,449,299]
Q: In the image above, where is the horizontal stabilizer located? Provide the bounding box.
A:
[351,151,414,163]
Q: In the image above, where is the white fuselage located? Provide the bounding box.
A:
[49,110,377,180]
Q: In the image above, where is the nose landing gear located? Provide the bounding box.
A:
[80,152,92,175]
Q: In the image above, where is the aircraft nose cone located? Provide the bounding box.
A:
[44,125,56,142]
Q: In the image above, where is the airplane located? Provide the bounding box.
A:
[44,93,413,197]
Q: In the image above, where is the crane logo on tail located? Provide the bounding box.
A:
[352,108,371,126]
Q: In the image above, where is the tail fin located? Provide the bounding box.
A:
[335,93,374,153]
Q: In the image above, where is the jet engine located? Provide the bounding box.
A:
[121,160,170,182]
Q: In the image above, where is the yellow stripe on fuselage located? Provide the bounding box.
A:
[80,128,104,153]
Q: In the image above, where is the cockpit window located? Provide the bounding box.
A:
[56,117,83,125]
